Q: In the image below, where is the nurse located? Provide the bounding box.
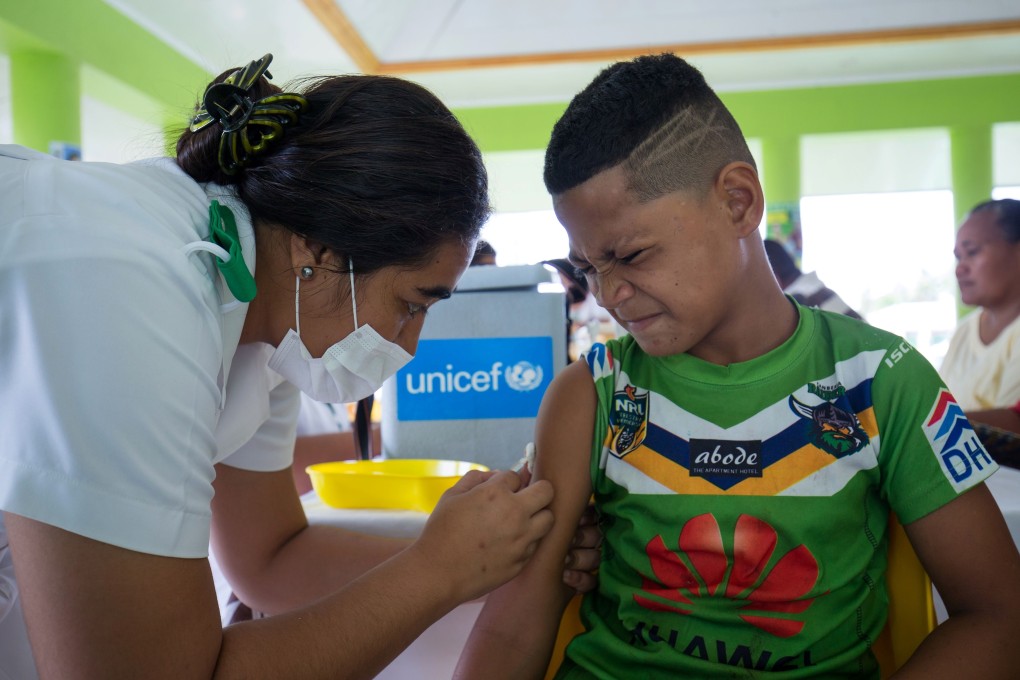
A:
[0,55,596,679]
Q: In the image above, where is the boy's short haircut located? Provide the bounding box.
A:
[544,53,756,201]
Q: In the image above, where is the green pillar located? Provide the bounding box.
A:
[761,135,803,253]
[949,124,993,317]
[10,50,80,153]
[949,124,993,226]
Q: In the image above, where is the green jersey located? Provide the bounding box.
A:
[556,304,996,679]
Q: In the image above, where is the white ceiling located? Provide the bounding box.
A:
[104,0,1020,107]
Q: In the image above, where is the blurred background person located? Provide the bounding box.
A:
[970,400,1020,435]
[544,258,618,361]
[940,199,1020,411]
[764,238,864,319]
[470,239,498,266]
[968,399,1020,470]
[291,394,381,496]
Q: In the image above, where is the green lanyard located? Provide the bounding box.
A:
[208,200,257,302]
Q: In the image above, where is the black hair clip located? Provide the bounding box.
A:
[189,53,308,175]
[200,82,255,133]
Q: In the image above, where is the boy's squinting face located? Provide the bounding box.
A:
[555,165,743,358]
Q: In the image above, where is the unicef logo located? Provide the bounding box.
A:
[504,361,544,392]
[396,338,555,421]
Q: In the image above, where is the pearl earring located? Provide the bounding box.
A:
[300,266,314,280]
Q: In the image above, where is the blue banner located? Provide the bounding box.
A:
[396,336,554,421]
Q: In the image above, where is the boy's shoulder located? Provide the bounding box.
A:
[586,335,642,373]
[806,305,903,353]
[584,307,909,388]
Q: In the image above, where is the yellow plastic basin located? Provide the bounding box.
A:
[306,459,489,513]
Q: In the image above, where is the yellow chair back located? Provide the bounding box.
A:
[545,514,936,679]
[545,596,583,680]
[871,514,938,677]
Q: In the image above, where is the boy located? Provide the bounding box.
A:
[455,54,1020,679]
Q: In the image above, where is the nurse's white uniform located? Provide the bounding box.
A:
[0,146,300,678]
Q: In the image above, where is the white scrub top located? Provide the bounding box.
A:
[0,145,301,678]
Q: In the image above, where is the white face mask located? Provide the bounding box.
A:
[268,259,413,403]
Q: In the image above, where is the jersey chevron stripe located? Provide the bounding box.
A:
[603,351,885,497]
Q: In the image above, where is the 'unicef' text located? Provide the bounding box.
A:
[405,362,506,394]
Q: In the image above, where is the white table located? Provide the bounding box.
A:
[986,465,1020,548]
[933,465,1020,622]
[301,494,482,679]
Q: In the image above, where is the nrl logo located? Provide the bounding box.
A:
[609,384,649,458]
[789,395,869,458]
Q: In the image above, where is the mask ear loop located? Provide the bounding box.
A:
[181,240,245,313]
[294,276,302,337]
[348,255,371,460]
[349,257,358,329]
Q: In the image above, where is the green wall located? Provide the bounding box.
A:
[453,73,1020,152]
[9,50,79,151]
[0,0,210,149]
[453,72,1018,234]
[1,0,1017,206]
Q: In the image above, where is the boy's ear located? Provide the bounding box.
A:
[716,162,764,238]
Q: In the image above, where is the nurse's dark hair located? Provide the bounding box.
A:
[968,198,1020,242]
[176,69,489,274]
[544,53,755,200]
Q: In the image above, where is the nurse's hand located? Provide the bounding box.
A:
[563,504,601,593]
[412,469,554,603]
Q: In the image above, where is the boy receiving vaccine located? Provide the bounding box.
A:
[456,54,1020,679]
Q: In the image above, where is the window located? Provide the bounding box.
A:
[994,122,1020,199]
[80,95,164,163]
[0,54,11,144]
[799,191,957,367]
[480,210,567,266]
[479,149,562,265]
[800,129,956,367]
[79,64,167,163]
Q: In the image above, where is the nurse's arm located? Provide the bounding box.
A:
[5,468,554,679]
[209,463,411,614]
[455,359,597,679]
[893,483,1020,678]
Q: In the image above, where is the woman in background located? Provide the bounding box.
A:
[940,199,1020,410]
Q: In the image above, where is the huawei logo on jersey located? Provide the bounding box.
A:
[634,514,819,638]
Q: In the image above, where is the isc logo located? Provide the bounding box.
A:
[883,341,912,368]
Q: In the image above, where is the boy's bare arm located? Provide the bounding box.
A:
[895,483,1020,678]
[455,360,598,680]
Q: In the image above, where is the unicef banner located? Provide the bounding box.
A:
[396,336,553,421]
